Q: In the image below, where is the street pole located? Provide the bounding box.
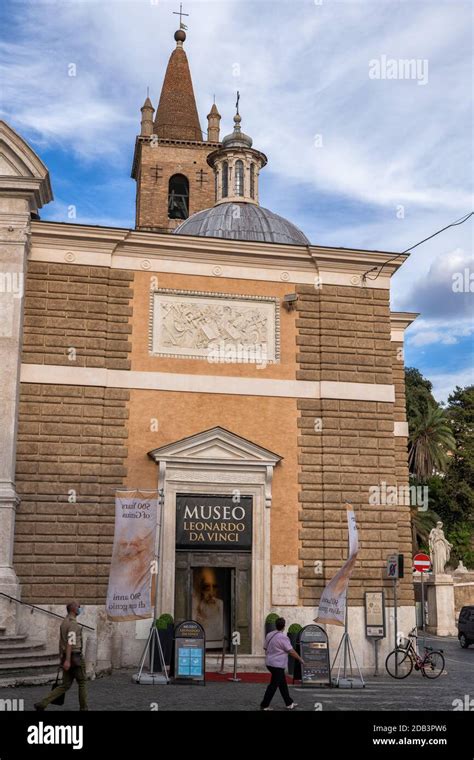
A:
[393,578,398,677]
[393,578,398,649]
[227,632,241,682]
[373,639,379,677]
[420,570,425,634]
[343,596,348,676]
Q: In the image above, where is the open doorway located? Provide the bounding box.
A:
[174,552,251,653]
[192,567,231,650]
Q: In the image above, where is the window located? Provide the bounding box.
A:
[250,163,255,199]
[222,161,228,197]
[235,160,244,196]
[168,174,189,219]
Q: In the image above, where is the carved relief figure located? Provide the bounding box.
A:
[160,300,268,351]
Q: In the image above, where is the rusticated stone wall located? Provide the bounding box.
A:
[296,283,414,608]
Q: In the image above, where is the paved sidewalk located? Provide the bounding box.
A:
[0,636,472,711]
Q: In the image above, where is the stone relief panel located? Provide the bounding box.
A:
[150,288,280,363]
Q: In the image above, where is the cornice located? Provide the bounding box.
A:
[390,311,419,342]
[390,311,420,330]
[30,220,409,285]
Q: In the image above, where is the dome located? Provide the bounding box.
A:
[221,113,253,149]
[174,202,310,245]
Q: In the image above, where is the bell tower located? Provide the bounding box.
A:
[131,25,221,233]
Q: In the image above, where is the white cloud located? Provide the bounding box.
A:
[2,0,472,201]
[399,247,474,321]
[430,367,474,404]
[2,0,472,391]
[409,331,457,348]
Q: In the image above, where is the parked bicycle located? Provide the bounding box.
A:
[385,627,445,679]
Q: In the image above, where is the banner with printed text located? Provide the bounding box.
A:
[315,505,359,626]
[106,491,159,622]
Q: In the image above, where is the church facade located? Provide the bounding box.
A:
[0,26,418,672]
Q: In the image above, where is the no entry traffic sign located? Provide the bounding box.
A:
[413,552,431,572]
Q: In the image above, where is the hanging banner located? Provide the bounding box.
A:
[106,491,159,622]
[315,504,359,626]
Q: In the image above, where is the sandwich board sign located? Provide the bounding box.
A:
[298,624,331,687]
[173,621,205,685]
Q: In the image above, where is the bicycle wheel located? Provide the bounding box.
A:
[422,651,445,679]
[385,649,413,679]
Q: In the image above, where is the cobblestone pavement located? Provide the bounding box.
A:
[0,636,472,711]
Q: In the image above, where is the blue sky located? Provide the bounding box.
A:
[1,0,472,401]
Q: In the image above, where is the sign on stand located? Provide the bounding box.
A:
[365,591,386,676]
[365,591,386,638]
[173,621,205,685]
[298,624,331,687]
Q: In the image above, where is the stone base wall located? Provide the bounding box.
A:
[453,574,474,614]
[15,602,416,675]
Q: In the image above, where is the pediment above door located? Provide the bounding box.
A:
[147,426,282,467]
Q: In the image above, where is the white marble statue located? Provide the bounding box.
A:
[454,560,469,574]
[429,521,453,574]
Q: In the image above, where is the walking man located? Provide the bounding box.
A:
[260,617,304,710]
[34,601,88,711]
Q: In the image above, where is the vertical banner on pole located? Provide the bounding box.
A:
[315,504,359,626]
[106,490,159,621]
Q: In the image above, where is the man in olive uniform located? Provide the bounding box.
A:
[34,601,88,711]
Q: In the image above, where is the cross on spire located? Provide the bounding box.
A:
[235,91,240,115]
[173,3,189,30]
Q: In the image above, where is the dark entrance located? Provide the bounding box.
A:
[174,552,251,654]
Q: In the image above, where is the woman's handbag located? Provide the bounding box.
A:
[50,667,65,705]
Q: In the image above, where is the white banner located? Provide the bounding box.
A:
[315,505,359,626]
[106,491,159,622]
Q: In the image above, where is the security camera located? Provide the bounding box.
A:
[283,293,298,311]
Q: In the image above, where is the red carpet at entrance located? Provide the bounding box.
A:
[205,672,293,683]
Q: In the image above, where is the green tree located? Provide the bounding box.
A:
[408,404,455,481]
[435,386,474,564]
[404,370,473,561]
[410,501,439,554]
[405,367,437,424]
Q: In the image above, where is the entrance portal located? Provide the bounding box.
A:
[174,493,252,653]
[148,428,282,656]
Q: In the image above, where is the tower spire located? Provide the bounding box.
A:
[153,19,202,141]
[131,12,219,231]
[207,101,221,143]
[140,92,154,136]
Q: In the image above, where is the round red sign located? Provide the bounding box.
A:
[413,552,431,572]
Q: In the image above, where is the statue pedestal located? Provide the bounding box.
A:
[425,574,457,636]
